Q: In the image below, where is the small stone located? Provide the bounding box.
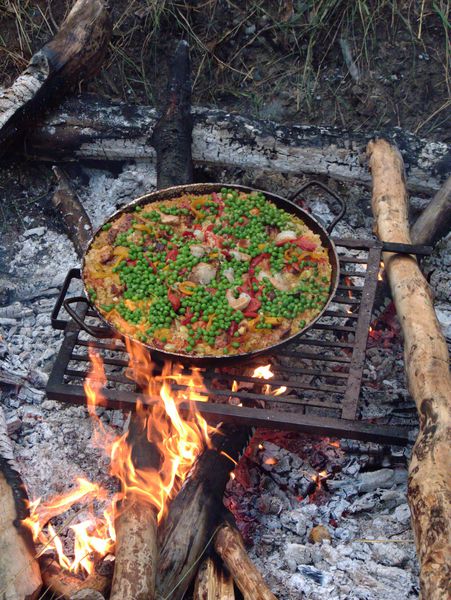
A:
[309,525,332,543]
[6,415,22,434]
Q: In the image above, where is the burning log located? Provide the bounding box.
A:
[39,555,109,599]
[156,424,252,600]
[410,174,451,246]
[52,166,93,258]
[0,0,111,158]
[213,522,277,600]
[194,556,235,600]
[0,407,42,599]
[21,95,448,195]
[367,138,451,600]
[109,414,160,600]
[151,40,193,189]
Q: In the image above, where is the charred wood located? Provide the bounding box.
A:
[52,166,93,257]
[410,174,451,246]
[151,40,193,189]
[368,138,451,600]
[39,555,109,599]
[0,0,111,159]
[156,424,252,600]
[0,407,42,600]
[23,95,449,195]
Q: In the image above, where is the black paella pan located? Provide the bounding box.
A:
[63,181,345,366]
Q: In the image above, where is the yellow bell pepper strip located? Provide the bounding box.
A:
[154,328,171,341]
[206,313,216,330]
[178,281,197,295]
[247,316,261,331]
[264,316,284,326]
[132,223,154,234]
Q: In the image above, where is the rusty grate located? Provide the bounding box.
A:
[46,237,424,445]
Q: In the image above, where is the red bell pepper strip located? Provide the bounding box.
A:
[182,231,195,238]
[276,236,317,251]
[228,321,238,336]
[166,248,178,261]
[168,290,181,311]
[246,297,261,313]
[181,309,194,325]
[250,253,270,268]
[243,310,258,318]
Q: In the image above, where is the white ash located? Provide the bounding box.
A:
[1,163,449,600]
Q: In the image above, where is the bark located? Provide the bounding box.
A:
[214,522,277,600]
[151,40,193,189]
[39,555,108,599]
[109,414,160,600]
[0,0,111,159]
[52,166,93,257]
[194,556,235,600]
[156,424,252,600]
[367,138,451,600]
[410,174,451,246]
[0,407,42,600]
[23,95,449,194]
[109,496,158,600]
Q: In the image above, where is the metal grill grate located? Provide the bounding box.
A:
[46,238,414,444]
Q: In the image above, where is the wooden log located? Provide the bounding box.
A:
[156,424,252,600]
[0,407,42,600]
[52,166,93,257]
[214,522,277,600]
[39,555,109,599]
[0,0,111,158]
[367,138,451,600]
[109,413,160,600]
[410,174,451,246]
[22,95,450,195]
[194,556,235,600]
[151,40,193,189]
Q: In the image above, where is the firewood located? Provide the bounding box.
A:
[214,522,277,600]
[367,138,451,600]
[0,407,42,600]
[410,174,451,246]
[24,95,449,195]
[0,0,111,158]
[39,555,109,599]
[194,556,235,600]
[109,414,160,600]
[109,495,158,600]
[52,166,93,258]
[151,40,193,189]
[156,424,252,600]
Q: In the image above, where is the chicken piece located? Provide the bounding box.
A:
[191,262,217,285]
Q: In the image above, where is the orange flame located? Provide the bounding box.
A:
[24,340,214,576]
[253,364,287,396]
[378,261,384,281]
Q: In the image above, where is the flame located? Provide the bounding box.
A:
[252,364,287,396]
[378,261,384,281]
[24,340,215,576]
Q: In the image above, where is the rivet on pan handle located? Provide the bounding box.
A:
[288,180,346,234]
[63,297,114,339]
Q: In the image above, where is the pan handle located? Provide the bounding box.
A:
[287,180,346,234]
[63,297,114,339]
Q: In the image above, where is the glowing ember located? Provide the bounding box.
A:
[23,340,215,576]
[264,456,278,466]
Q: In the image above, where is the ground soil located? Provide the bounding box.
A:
[0,0,449,141]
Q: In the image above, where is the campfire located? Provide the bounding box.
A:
[0,2,449,600]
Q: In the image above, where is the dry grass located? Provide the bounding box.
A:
[0,0,449,136]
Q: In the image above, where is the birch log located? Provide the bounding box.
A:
[0,407,42,600]
[214,523,277,600]
[194,557,235,600]
[368,138,451,600]
[22,95,450,195]
[0,0,111,158]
